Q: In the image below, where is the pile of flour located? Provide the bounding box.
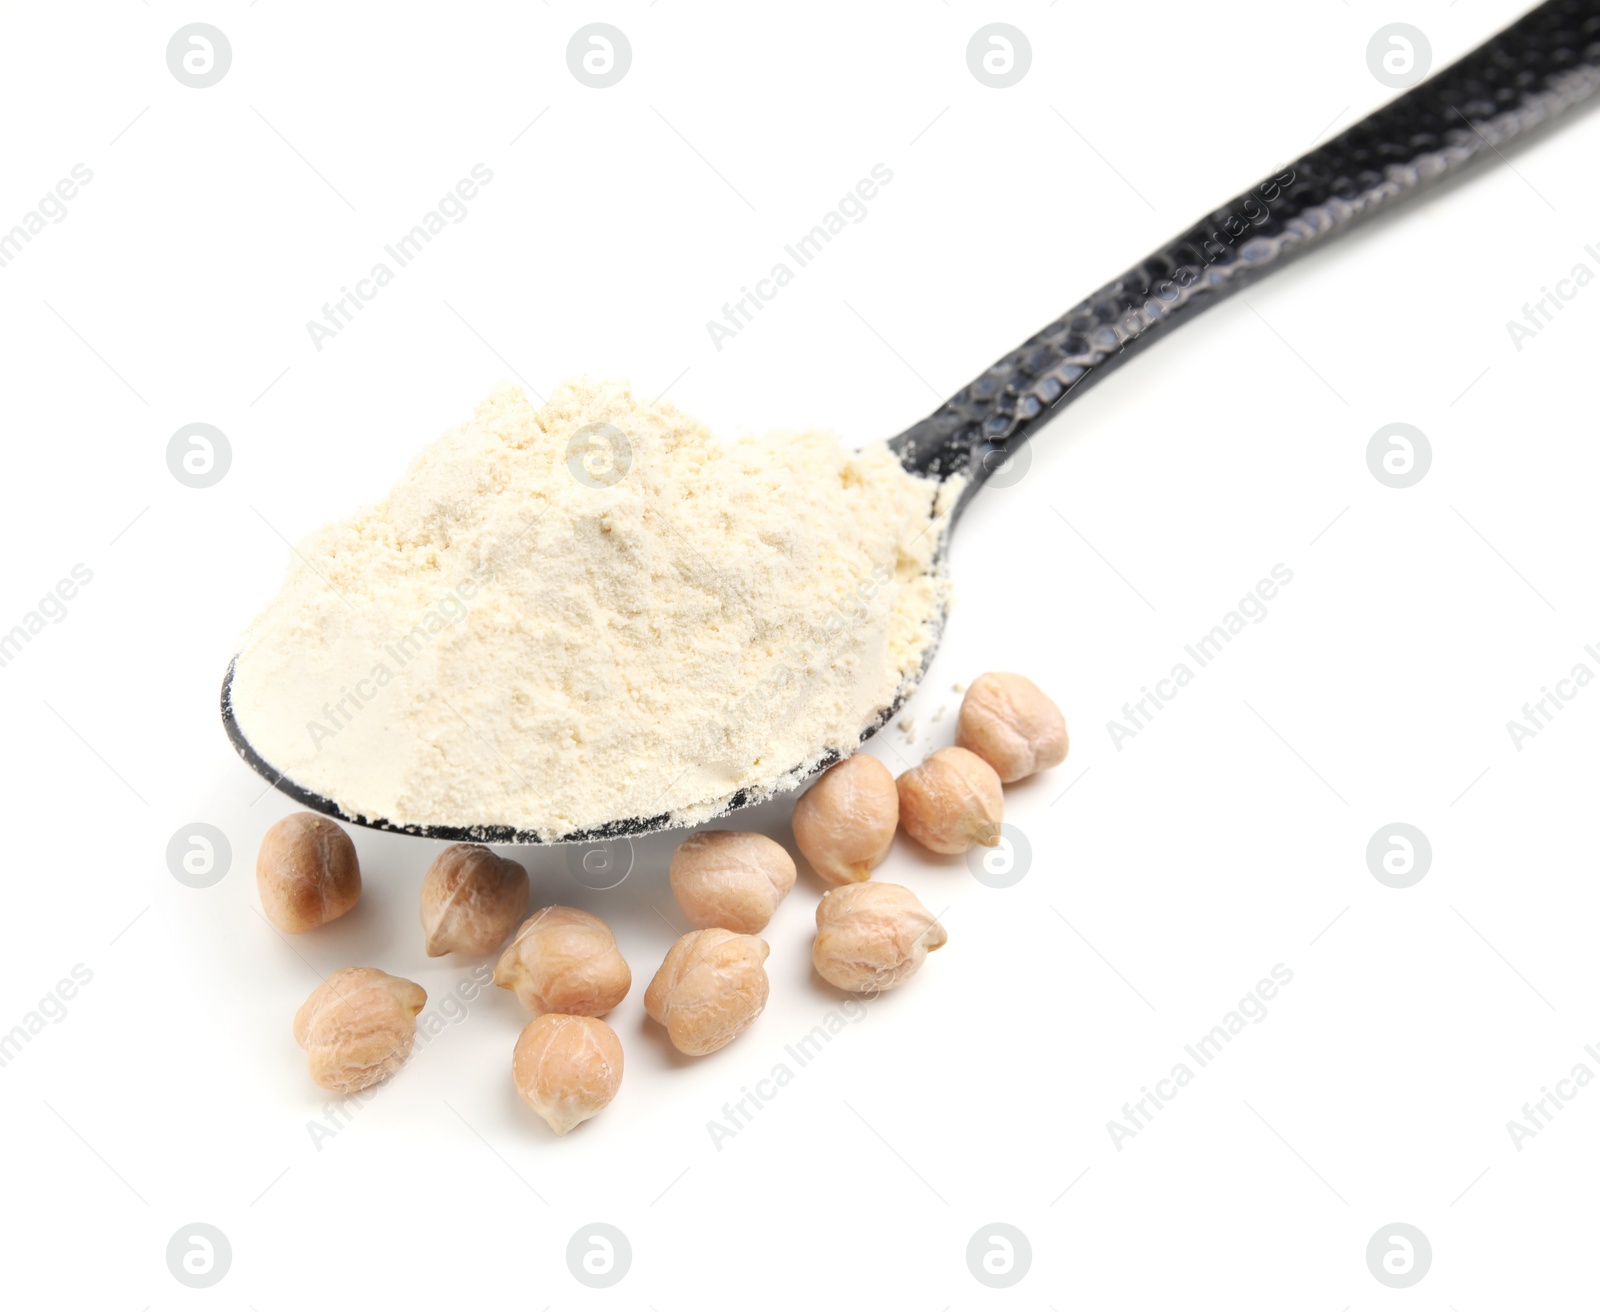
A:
[229,380,957,841]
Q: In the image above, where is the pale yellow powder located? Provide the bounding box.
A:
[230,380,957,840]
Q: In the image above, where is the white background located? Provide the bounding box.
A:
[1,0,1596,1306]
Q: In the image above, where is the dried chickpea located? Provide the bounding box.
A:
[645,929,769,1056]
[512,1014,624,1135]
[669,831,796,933]
[812,882,947,993]
[792,754,898,885]
[420,844,529,956]
[293,966,426,1093]
[494,906,631,1017]
[896,746,1004,854]
[257,812,361,933]
[956,672,1068,782]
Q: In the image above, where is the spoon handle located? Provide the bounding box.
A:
[891,0,1600,500]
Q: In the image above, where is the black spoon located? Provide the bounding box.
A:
[224,0,1600,844]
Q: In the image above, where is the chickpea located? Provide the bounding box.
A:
[812,882,947,993]
[896,746,1003,854]
[493,906,631,1017]
[419,844,529,956]
[956,672,1068,782]
[257,812,361,934]
[669,831,796,933]
[644,929,770,1056]
[512,1013,624,1135]
[791,754,898,885]
[293,966,426,1093]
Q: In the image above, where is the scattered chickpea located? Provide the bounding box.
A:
[792,754,898,885]
[645,929,770,1056]
[257,812,361,934]
[293,966,426,1093]
[512,1013,624,1135]
[812,882,947,993]
[956,672,1068,782]
[896,746,1004,854]
[256,665,1058,1109]
[494,906,631,1017]
[669,831,795,933]
[420,844,529,957]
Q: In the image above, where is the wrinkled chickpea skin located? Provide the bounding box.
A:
[956,672,1068,782]
[896,746,1004,855]
[512,1013,624,1135]
[420,844,529,956]
[293,966,426,1093]
[792,754,899,885]
[670,831,796,933]
[645,929,770,1056]
[257,812,361,934]
[812,882,947,993]
[494,906,631,1017]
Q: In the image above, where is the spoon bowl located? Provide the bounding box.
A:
[221,559,954,844]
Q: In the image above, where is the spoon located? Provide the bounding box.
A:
[224,0,1600,844]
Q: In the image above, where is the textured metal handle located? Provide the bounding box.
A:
[892,0,1600,501]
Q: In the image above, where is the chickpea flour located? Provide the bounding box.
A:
[230,380,957,840]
